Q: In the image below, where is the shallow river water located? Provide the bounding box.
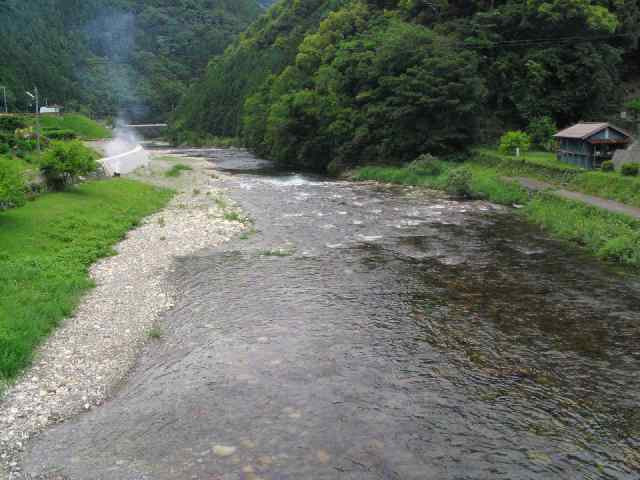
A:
[23,149,640,479]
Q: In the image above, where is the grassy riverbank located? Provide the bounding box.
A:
[30,114,112,141]
[0,179,172,382]
[475,148,640,208]
[352,157,640,269]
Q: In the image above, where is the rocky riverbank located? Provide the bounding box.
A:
[0,151,244,478]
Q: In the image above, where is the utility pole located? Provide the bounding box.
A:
[26,87,41,157]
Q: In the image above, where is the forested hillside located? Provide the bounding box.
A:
[0,0,267,121]
[175,0,640,172]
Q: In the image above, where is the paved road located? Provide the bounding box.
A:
[507,176,640,220]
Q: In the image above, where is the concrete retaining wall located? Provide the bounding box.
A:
[613,142,640,169]
[100,145,150,176]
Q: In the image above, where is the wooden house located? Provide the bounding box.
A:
[553,122,632,169]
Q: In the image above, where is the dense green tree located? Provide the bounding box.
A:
[173,0,349,137]
[175,0,637,172]
[247,6,486,170]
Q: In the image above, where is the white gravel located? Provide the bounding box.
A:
[0,152,244,478]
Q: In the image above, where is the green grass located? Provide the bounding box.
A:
[565,171,640,208]
[148,326,163,340]
[165,164,193,177]
[477,148,640,208]
[352,161,640,269]
[525,194,640,266]
[1,155,31,175]
[0,179,173,382]
[28,114,111,141]
[476,147,582,172]
[352,165,448,188]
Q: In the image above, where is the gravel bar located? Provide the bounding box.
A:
[0,152,244,478]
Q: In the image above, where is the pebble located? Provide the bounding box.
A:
[212,445,237,458]
[317,450,331,464]
[240,439,256,449]
[256,456,273,467]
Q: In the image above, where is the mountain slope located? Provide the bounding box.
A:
[173,0,347,138]
[0,0,264,121]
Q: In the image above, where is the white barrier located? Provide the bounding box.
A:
[100,145,150,176]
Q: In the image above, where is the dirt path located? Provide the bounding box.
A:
[506,176,640,220]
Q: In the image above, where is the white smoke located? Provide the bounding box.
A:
[105,118,143,157]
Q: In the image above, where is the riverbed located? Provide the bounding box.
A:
[20,148,640,479]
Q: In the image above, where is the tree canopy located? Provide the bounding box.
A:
[175,0,639,171]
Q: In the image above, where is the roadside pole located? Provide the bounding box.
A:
[27,87,42,157]
[35,86,41,157]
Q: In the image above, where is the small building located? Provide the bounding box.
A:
[40,105,62,115]
[554,122,632,169]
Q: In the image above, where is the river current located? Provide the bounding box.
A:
[22,148,640,479]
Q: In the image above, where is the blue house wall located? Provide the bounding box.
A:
[558,138,594,168]
[557,127,630,169]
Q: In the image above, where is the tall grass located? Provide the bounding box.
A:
[525,194,640,266]
[0,179,172,381]
[477,148,640,208]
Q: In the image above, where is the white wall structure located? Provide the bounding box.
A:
[613,141,640,170]
[39,106,61,114]
[100,145,150,176]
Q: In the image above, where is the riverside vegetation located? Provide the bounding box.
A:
[0,180,173,382]
[0,114,173,382]
[353,151,640,268]
[173,0,639,170]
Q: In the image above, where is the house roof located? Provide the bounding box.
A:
[554,122,631,140]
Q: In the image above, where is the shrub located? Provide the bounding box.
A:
[13,138,39,158]
[601,160,615,172]
[407,154,442,176]
[626,97,640,121]
[0,157,26,209]
[446,167,473,198]
[0,116,27,132]
[40,140,98,190]
[44,129,78,141]
[499,131,531,157]
[621,163,640,176]
[527,116,557,151]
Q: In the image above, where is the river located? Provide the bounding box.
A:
[22,148,640,479]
